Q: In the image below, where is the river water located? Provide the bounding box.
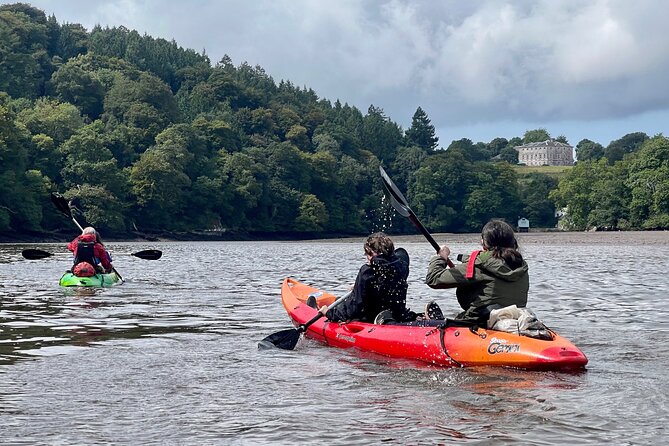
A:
[0,232,667,445]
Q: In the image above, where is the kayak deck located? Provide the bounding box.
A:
[59,271,123,287]
[281,278,588,371]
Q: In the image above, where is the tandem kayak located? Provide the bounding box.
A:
[280,278,588,371]
[59,271,123,287]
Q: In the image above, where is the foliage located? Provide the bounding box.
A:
[518,173,558,227]
[575,139,604,162]
[523,128,550,144]
[0,5,665,237]
[604,132,649,164]
[626,136,669,228]
[405,106,438,151]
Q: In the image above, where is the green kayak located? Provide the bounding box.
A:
[59,271,123,287]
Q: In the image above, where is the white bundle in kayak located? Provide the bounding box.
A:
[488,305,552,340]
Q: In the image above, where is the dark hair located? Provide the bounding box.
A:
[364,232,394,257]
[481,220,523,269]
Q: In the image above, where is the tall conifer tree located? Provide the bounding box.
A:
[405,106,438,151]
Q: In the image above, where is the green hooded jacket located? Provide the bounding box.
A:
[425,250,529,323]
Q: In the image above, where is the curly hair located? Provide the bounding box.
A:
[364,232,395,257]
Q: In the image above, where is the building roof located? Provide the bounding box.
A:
[515,139,573,149]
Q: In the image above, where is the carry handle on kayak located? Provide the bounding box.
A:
[258,290,352,350]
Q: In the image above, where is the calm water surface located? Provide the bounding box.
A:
[0,233,667,445]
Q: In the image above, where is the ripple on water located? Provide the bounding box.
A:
[0,239,667,445]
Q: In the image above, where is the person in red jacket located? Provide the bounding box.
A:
[66,227,113,276]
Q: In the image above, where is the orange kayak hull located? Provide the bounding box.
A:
[281,278,588,371]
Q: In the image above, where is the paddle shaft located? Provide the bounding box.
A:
[407,211,440,252]
[408,206,454,267]
[299,290,352,332]
[70,216,84,232]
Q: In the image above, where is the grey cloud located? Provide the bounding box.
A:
[26,0,669,132]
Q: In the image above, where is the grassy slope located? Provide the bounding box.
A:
[512,165,572,179]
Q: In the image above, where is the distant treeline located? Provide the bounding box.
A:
[0,3,667,238]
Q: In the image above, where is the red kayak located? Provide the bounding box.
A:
[281,278,588,371]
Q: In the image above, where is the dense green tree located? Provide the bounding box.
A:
[103,71,179,154]
[586,160,630,229]
[104,72,178,124]
[549,162,595,230]
[304,151,338,207]
[295,194,329,231]
[604,132,649,164]
[89,25,209,91]
[361,105,403,162]
[17,98,85,146]
[523,128,550,144]
[28,133,59,181]
[389,145,428,192]
[49,59,105,118]
[0,92,45,231]
[191,116,241,153]
[63,184,125,231]
[447,138,489,162]
[499,146,519,164]
[411,151,473,231]
[0,4,52,98]
[508,136,522,147]
[129,137,193,229]
[313,133,341,156]
[519,173,558,227]
[464,162,521,230]
[56,23,88,61]
[626,135,669,229]
[575,139,604,162]
[405,106,438,151]
[59,121,128,200]
[215,149,269,229]
[487,137,509,158]
[549,159,630,230]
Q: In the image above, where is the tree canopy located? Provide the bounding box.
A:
[1,4,666,238]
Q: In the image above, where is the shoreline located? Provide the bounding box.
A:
[3,229,668,245]
[299,230,669,246]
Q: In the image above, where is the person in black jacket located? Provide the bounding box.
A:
[317,232,419,323]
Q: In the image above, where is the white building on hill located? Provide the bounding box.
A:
[515,140,574,166]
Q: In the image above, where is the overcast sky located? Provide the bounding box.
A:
[22,0,669,148]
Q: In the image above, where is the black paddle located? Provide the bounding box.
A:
[51,192,84,232]
[259,291,352,350]
[22,248,162,261]
[379,166,454,267]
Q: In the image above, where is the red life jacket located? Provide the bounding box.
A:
[466,250,482,279]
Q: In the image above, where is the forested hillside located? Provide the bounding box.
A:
[1,4,667,238]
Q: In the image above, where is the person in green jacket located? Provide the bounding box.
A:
[425,219,529,324]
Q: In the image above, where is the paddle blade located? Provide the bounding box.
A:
[50,192,72,218]
[131,249,162,260]
[379,166,411,208]
[385,192,411,217]
[258,328,302,350]
[22,249,53,260]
